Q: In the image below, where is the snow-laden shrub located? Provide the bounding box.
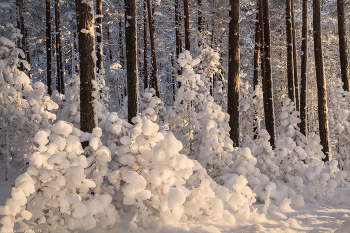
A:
[140,88,167,125]
[55,74,80,127]
[253,129,280,181]
[165,50,202,153]
[228,147,304,210]
[55,73,108,126]
[108,116,255,230]
[274,98,308,181]
[0,121,119,232]
[98,112,133,171]
[0,24,58,169]
[327,78,350,170]
[191,95,234,178]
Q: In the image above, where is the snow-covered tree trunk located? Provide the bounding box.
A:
[55,0,64,94]
[313,0,330,161]
[300,0,308,136]
[96,0,103,72]
[286,0,295,102]
[228,0,240,147]
[337,0,350,92]
[125,0,138,123]
[46,0,52,95]
[75,0,96,146]
[291,0,298,111]
[184,0,190,51]
[262,0,275,148]
[146,0,159,97]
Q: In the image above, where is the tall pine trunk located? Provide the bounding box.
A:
[258,0,267,110]
[263,0,275,148]
[253,2,260,139]
[286,0,295,101]
[125,0,139,123]
[96,0,103,72]
[75,0,96,141]
[184,0,190,51]
[198,0,202,32]
[119,20,124,69]
[143,1,148,90]
[291,0,298,110]
[55,0,64,94]
[147,0,159,97]
[300,0,308,136]
[46,0,52,95]
[228,0,240,147]
[313,0,330,161]
[337,0,349,91]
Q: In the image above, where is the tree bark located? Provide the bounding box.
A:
[228,0,240,147]
[263,0,275,148]
[16,0,24,71]
[25,26,32,78]
[291,0,299,110]
[184,0,190,51]
[337,0,350,92]
[286,0,295,101]
[55,0,64,94]
[300,0,308,136]
[143,1,148,90]
[96,0,103,71]
[119,19,124,69]
[258,0,267,111]
[75,0,96,139]
[198,0,202,32]
[175,0,183,77]
[147,0,159,97]
[313,0,330,161]
[125,0,139,123]
[253,2,260,139]
[105,26,113,63]
[74,32,79,74]
[46,0,52,95]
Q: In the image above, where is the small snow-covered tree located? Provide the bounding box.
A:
[327,78,350,170]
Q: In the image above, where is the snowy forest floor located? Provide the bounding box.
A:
[1,158,350,233]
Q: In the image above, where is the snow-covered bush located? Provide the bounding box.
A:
[0,24,58,170]
[55,74,80,127]
[327,78,350,170]
[0,121,119,232]
[191,95,234,178]
[253,129,280,181]
[140,88,167,125]
[274,98,308,180]
[106,116,256,230]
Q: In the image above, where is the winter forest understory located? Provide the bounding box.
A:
[2,0,350,232]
